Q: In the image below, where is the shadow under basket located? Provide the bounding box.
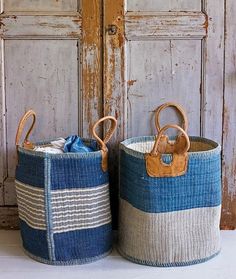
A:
[118,136,222,267]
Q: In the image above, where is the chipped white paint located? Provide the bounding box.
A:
[0,15,82,38]
[125,12,207,40]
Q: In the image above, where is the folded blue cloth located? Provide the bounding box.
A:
[64,136,95,153]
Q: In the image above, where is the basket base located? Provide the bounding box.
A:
[117,247,220,267]
[23,248,112,265]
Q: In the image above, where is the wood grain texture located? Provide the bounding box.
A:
[222,0,236,230]
[104,0,125,227]
[0,15,82,38]
[81,0,103,137]
[125,12,207,40]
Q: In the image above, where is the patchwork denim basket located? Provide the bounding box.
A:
[15,110,117,265]
[118,103,221,267]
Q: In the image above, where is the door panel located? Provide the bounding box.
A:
[104,0,224,226]
[4,0,78,12]
[127,40,201,137]
[5,40,79,179]
[127,1,200,12]
[0,0,102,211]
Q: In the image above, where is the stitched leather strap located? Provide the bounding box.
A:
[145,124,190,177]
[15,110,36,150]
[92,116,117,172]
[155,102,188,132]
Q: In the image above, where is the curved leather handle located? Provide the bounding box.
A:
[15,110,36,150]
[151,124,190,155]
[92,116,117,172]
[155,102,188,132]
[145,124,190,178]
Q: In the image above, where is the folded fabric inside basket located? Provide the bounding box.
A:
[64,135,95,153]
[34,137,65,154]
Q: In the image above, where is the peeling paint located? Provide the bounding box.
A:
[82,0,102,137]
[127,79,137,86]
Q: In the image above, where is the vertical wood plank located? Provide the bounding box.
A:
[104,0,125,226]
[81,0,103,137]
[222,0,236,230]
[0,39,5,205]
[201,0,224,143]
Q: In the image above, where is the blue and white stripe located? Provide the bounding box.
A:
[15,180,111,233]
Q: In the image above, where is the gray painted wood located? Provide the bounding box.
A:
[0,1,81,206]
[0,39,5,205]
[126,40,201,138]
[125,12,207,40]
[0,15,82,38]
[126,0,200,12]
[201,0,224,144]
[222,0,236,229]
[4,0,78,12]
[4,39,79,204]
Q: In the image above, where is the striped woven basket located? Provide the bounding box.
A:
[118,103,221,267]
[15,110,117,265]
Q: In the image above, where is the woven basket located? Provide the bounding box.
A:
[118,103,221,267]
[15,110,117,265]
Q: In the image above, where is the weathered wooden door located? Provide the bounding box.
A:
[0,1,102,226]
[1,0,235,229]
[103,0,236,227]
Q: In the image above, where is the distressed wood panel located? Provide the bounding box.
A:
[0,15,82,38]
[4,39,78,204]
[222,0,236,230]
[0,39,5,205]
[81,0,103,137]
[4,0,78,12]
[201,0,224,144]
[127,40,201,137]
[126,0,201,12]
[125,12,207,40]
[104,0,125,227]
[0,0,103,212]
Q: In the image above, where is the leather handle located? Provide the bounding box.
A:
[15,110,36,150]
[155,102,188,132]
[145,124,190,178]
[92,116,117,172]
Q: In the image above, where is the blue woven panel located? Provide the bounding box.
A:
[16,152,45,188]
[50,156,108,190]
[20,220,49,260]
[53,223,112,261]
[120,149,221,213]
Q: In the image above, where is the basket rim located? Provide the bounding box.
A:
[17,138,103,159]
[120,136,221,159]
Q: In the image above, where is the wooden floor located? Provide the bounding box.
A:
[0,231,235,279]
